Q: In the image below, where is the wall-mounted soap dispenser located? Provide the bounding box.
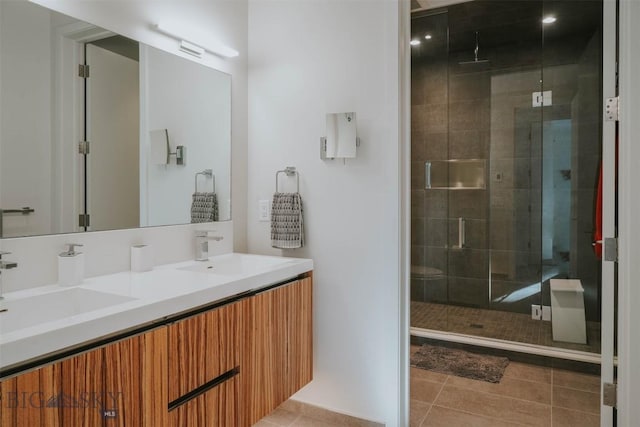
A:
[58,243,84,287]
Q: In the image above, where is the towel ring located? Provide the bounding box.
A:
[275,166,299,193]
[195,169,215,193]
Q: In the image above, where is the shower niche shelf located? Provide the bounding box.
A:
[425,159,486,190]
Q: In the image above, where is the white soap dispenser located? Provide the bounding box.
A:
[58,243,84,287]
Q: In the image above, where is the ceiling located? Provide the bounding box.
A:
[411,0,602,60]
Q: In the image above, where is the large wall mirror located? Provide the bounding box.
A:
[0,1,231,238]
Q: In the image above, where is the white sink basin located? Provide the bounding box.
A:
[0,288,136,334]
[178,253,295,276]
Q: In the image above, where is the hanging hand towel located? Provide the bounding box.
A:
[271,192,304,249]
[191,192,219,223]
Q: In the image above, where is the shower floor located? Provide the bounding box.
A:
[411,301,601,354]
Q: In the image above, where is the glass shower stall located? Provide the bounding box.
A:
[410,0,604,355]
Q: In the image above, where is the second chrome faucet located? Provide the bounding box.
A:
[195,230,224,261]
[0,251,18,301]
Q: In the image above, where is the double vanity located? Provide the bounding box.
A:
[0,253,313,426]
[0,1,314,425]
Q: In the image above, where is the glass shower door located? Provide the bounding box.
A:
[410,10,450,331]
[411,0,609,359]
[488,81,545,343]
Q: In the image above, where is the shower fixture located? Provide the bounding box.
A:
[459,31,490,65]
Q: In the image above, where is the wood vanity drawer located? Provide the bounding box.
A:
[168,300,243,402]
[168,374,239,426]
[0,328,168,427]
[243,276,313,425]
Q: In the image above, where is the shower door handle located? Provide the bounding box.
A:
[425,162,432,189]
[454,217,466,249]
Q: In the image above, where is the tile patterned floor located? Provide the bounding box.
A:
[254,345,601,426]
[411,301,601,354]
[253,399,382,427]
[410,345,601,427]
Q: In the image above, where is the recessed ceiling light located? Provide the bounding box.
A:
[425,34,432,40]
[410,39,421,46]
[542,16,557,24]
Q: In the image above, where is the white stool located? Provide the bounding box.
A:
[550,279,587,344]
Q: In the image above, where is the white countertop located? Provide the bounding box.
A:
[0,253,313,373]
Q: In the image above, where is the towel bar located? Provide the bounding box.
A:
[195,169,215,193]
[275,167,299,193]
[0,207,35,238]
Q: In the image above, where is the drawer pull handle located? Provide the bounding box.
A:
[168,366,240,411]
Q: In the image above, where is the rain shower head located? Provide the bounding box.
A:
[459,58,490,65]
[458,31,490,65]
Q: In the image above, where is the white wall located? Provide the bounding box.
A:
[143,44,231,226]
[32,0,249,252]
[248,1,401,424]
[0,222,233,293]
[0,0,248,292]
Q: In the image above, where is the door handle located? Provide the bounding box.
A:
[453,217,466,249]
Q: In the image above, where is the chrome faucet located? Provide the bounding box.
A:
[0,251,18,300]
[195,231,224,261]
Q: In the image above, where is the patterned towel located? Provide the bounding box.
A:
[271,192,304,249]
[191,192,218,223]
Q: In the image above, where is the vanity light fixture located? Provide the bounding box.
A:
[180,40,205,58]
[542,16,557,24]
[425,34,432,40]
[410,39,421,46]
[154,23,239,58]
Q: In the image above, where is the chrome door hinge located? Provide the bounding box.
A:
[603,382,617,407]
[78,140,90,155]
[605,96,619,121]
[604,237,618,262]
[78,64,90,78]
[78,213,90,228]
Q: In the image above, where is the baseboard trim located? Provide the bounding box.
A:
[411,327,605,364]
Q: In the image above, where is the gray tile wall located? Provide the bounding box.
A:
[411,9,450,305]
[411,33,492,308]
[568,32,602,321]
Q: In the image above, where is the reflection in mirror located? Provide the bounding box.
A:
[324,112,357,159]
[143,44,230,227]
[0,1,231,238]
[85,36,141,232]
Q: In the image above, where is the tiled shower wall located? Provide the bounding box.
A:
[411,12,448,304]
[411,54,450,305]
[411,10,492,309]
[570,32,603,322]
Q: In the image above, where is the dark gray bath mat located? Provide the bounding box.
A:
[411,344,509,383]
